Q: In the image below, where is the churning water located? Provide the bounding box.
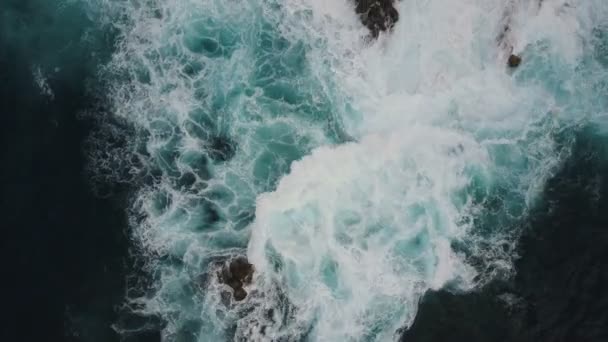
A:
[10,0,608,341]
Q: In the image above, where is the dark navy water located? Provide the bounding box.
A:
[2,1,608,342]
[403,128,608,342]
[0,2,130,341]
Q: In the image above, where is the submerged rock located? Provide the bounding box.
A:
[508,54,522,68]
[233,287,248,301]
[354,0,399,38]
[218,256,254,301]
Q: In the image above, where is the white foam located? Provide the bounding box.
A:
[248,127,486,340]
[90,0,608,340]
[243,0,608,340]
[32,66,54,100]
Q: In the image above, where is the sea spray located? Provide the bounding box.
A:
[87,0,608,340]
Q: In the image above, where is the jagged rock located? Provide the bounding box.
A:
[218,256,254,301]
[508,54,522,68]
[354,0,399,38]
[233,287,248,301]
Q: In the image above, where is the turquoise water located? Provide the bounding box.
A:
[81,0,608,341]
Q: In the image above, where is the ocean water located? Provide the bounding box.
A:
[2,0,608,341]
[0,1,129,341]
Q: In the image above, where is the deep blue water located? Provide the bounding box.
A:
[2,1,608,341]
[0,1,130,341]
[403,128,608,342]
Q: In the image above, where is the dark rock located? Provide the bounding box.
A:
[354,0,399,38]
[233,287,248,301]
[229,257,254,282]
[508,54,522,68]
[218,256,254,301]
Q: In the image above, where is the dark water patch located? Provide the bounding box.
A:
[85,115,144,197]
[511,127,608,342]
[208,135,237,162]
[592,25,608,69]
[402,127,608,342]
[0,1,157,341]
[112,311,164,342]
[400,284,517,342]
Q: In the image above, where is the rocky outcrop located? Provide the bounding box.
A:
[508,54,522,68]
[218,256,254,301]
[354,0,399,38]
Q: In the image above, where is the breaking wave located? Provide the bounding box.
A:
[86,0,608,340]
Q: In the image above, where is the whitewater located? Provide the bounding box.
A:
[86,0,608,340]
